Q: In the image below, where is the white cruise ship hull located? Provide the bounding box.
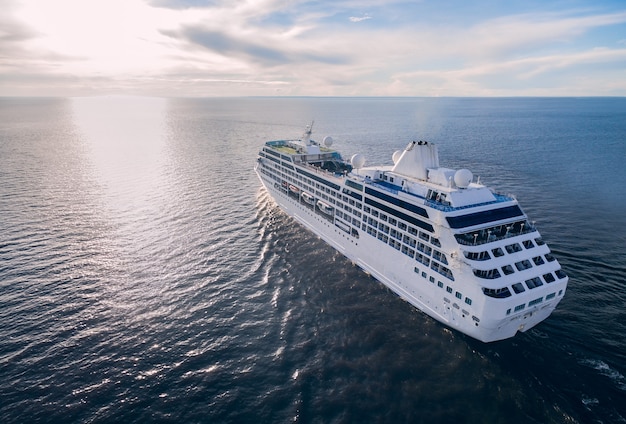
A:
[255,133,567,343]
[255,169,563,343]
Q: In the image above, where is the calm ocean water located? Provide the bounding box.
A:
[1,96,625,423]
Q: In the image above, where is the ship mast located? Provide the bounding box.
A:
[302,120,314,145]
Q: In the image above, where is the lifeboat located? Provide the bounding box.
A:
[301,192,315,205]
[316,200,334,215]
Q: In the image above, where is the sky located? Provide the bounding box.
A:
[1,0,626,97]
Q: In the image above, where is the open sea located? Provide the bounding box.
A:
[1,96,625,424]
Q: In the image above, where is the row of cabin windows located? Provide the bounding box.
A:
[454,220,536,246]
[335,211,362,228]
[265,163,455,280]
[506,290,561,316]
[363,205,439,246]
[363,209,453,281]
[464,238,546,261]
[472,253,558,280]
[269,163,365,214]
[266,163,367,242]
[413,267,473,306]
[482,269,567,299]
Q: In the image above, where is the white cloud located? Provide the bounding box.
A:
[349,15,372,23]
[1,1,626,96]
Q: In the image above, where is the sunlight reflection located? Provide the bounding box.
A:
[71,96,168,216]
[70,96,172,308]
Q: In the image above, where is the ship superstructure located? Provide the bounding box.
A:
[254,124,568,342]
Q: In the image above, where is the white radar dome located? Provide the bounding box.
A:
[454,169,473,188]
[322,136,333,147]
[392,150,403,164]
[351,153,366,169]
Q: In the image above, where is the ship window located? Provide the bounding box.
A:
[417,243,432,256]
[532,256,545,266]
[408,226,418,236]
[528,297,543,307]
[446,205,524,229]
[491,248,504,257]
[523,240,535,249]
[446,286,453,293]
[464,251,490,261]
[515,260,533,271]
[535,238,545,246]
[431,238,441,248]
[437,280,443,287]
[506,308,511,315]
[432,250,444,262]
[525,277,543,289]
[380,213,388,221]
[545,253,556,262]
[388,217,397,226]
[483,287,512,298]
[419,232,430,242]
[546,292,556,300]
[555,269,567,279]
[502,265,515,275]
[398,222,407,231]
[514,304,525,312]
[465,297,472,306]
[512,282,526,294]
[474,269,502,279]
[505,243,522,254]
[455,292,462,300]
[415,252,430,266]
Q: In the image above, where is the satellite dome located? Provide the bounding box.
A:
[392,150,402,164]
[350,153,366,169]
[322,136,333,147]
[454,169,473,188]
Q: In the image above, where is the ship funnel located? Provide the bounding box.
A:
[391,141,439,180]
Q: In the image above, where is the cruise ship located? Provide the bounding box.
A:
[254,124,568,342]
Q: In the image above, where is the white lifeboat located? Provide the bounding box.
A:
[301,192,315,205]
[316,200,334,215]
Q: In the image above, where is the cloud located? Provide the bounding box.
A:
[349,15,372,23]
[462,10,626,60]
[2,0,626,96]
